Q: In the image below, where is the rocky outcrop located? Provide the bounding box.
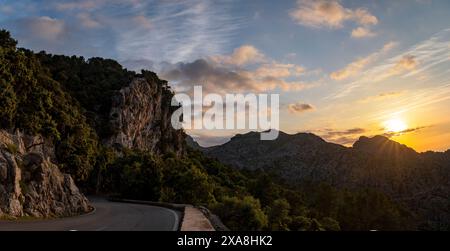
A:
[105,78,185,156]
[0,130,90,218]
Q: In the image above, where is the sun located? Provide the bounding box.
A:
[384,119,408,133]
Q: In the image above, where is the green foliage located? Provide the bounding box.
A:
[102,149,217,205]
[0,30,98,183]
[109,150,163,200]
[289,216,314,231]
[247,173,281,206]
[212,196,268,231]
[162,157,215,205]
[320,217,341,231]
[336,188,415,230]
[266,199,291,231]
[0,78,17,128]
[0,30,17,48]
[36,53,172,138]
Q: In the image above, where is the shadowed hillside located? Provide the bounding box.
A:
[200,131,450,230]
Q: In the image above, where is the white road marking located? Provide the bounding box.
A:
[160,207,180,231]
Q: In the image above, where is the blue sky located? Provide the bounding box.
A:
[1,0,450,151]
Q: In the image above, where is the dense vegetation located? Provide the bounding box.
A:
[100,148,417,231]
[0,30,98,182]
[0,30,418,230]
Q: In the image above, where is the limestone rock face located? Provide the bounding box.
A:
[105,78,185,156]
[0,130,90,218]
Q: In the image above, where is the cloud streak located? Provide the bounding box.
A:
[328,28,450,100]
[330,41,397,80]
[318,127,368,146]
[359,91,405,103]
[116,1,242,64]
[382,126,429,138]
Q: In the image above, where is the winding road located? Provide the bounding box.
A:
[0,197,181,231]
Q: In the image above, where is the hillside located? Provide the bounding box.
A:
[0,29,185,217]
[200,131,450,230]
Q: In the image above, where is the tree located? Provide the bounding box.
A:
[320,217,340,231]
[337,188,414,230]
[213,196,268,231]
[109,151,163,201]
[266,199,291,230]
[162,158,215,205]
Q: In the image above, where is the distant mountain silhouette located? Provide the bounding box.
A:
[190,131,450,230]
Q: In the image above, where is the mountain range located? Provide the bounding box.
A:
[190,131,450,229]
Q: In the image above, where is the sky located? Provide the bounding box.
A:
[1,0,450,152]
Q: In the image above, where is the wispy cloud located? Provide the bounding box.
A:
[318,127,367,146]
[288,102,315,114]
[77,12,102,29]
[290,0,378,38]
[351,26,376,38]
[15,16,66,42]
[330,41,397,80]
[211,45,265,66]
[382,126,429,138]
[116,1,243,64]
[54,0,142,11]
[358,91,405,103]
[386,55,418,77]
[369,82,450,122]
[328,28,450,99]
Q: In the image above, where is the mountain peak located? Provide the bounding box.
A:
[231,130,288,140]
[353,135,417,157]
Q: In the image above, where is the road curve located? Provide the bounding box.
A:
[0,197,181,231]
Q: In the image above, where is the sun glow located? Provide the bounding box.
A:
[384,119,408,133]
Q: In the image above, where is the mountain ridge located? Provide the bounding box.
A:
[193,130,450,229]
[191,130,447,153]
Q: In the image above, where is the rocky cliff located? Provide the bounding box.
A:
[105,78,185,156]
[0,130,90,218]
[1,31,187,219]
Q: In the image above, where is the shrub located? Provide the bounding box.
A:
[212,196,268,231]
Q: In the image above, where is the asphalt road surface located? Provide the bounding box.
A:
[0,197,181,231]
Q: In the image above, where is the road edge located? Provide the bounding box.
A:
[107,197,224,231]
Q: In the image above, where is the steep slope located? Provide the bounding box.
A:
[37,53,185,156]
[0,30,185,218]
[106,78,184,155]
[0,130,90,218]
[185,135,204,151]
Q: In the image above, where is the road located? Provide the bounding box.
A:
[0,197,181,231]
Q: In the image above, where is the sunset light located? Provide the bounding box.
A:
[0,0,449,235]
[384,119,408,133]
